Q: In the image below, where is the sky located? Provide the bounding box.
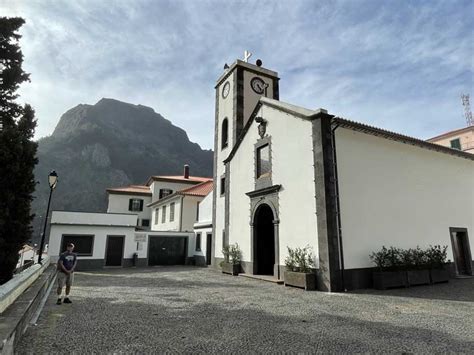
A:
[2,0,473,150]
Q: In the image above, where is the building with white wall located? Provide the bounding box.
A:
[49,211,139,269]
[107,185,153,229]
[48,166,212,269]
[149,180,213,232]
[193,190,213,266]
[212,58,474,291]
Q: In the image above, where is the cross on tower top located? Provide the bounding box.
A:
[243,50,252,63]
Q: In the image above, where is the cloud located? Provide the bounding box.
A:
[1,0,472,148]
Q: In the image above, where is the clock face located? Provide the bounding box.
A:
[251,77,266,94]
[222,81,230,99]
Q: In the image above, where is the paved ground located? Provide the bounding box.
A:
[17,267,474,354]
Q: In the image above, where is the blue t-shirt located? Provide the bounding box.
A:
[59,251,77,271]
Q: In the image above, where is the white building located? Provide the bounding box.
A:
[149,180,213,232]
[107,185,153,229]
[48,166,213,268]
[212,58,474,291]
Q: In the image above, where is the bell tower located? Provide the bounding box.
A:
[212,53,279,265]
[214,56,279,153]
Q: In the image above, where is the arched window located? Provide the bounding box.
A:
[221,118,229,149]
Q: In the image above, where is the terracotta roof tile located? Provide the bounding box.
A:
[147,180,213,207]
[179,180,214,197]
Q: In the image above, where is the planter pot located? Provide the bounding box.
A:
[407,269,430,286]
[221,262,240,276]
[373,271,407,290]
[430,268,449,284]
[284,271,316,291]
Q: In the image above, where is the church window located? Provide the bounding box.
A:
[220,177,226,195]
[257,144,271,178]
[221,118,229,149]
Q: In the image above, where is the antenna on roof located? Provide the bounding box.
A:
[461,93,473,127]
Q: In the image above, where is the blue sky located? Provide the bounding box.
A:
[2,0,473,149]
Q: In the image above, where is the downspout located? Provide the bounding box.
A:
[331,121,346,292]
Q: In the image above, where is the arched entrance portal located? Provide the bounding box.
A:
[254,204,275,275]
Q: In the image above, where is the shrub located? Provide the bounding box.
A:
[229,243,242,265]
[426,245,448,269]
[222,243,242,265]
[409,247,429,269]
[285,246,315,273]
[370,245,448,271]
[222,245,230,263]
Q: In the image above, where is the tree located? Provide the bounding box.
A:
[0,17,38,284]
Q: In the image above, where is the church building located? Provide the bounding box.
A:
[212,57,474,292]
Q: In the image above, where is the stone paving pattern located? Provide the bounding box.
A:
[16,267,474,353]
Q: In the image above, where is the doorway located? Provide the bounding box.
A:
[450,228,472,276]
[105,236,124,266]
[206,233,212,265]
[253,204,275,275]
[148,236,186,266]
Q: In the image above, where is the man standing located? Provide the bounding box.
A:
[56,243,77,305]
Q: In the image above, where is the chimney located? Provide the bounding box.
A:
[184,164,190,179]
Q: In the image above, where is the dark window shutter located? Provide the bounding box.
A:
[139,200,144,211]
[129,199,133,211]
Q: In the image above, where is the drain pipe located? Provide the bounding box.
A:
[331,120,346,292]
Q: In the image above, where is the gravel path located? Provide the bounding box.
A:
[16,267,474,354]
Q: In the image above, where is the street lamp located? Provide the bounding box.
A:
[38,170,58,265]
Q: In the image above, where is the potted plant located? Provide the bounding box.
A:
[221,243,242,276]
[284,246,316,291]
[404,247,430,286]
[370,246,408,290]
[426,245,450,284]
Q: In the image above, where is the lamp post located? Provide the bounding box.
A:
[38,170,58,265]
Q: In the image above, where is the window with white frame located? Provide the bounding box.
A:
[162,205,167,223]
[170,202,175,222]
[129,198,143,212]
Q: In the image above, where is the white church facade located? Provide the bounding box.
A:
[212,59,474,292]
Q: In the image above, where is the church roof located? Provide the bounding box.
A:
[106,185,152,196]
[224,97,474,164]
[259,97,326,118]
[147,180,213,207]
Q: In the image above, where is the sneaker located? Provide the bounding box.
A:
[63,297,72,304]
[56,298,62,305]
